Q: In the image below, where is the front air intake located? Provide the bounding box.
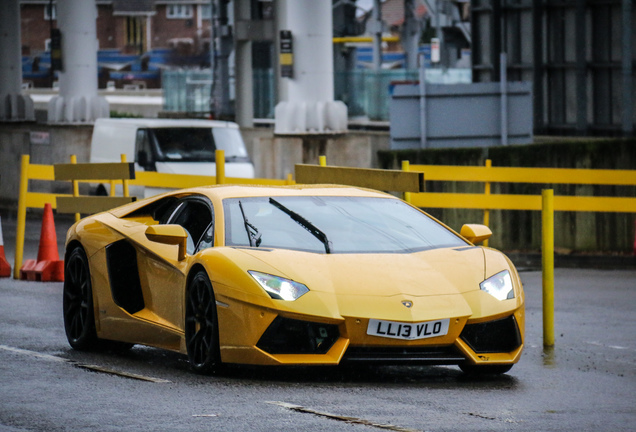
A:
[257,317,339,355]
[460,315,522,354]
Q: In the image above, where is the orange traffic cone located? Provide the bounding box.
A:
[0,215,11,278]
[19,203,64,282]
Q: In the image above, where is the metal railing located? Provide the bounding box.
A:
[12,151,293,280]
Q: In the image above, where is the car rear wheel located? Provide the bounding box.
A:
[459,363,513,375]
[185,270,221,374]
[63,246,98,350]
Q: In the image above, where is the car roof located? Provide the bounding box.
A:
[95,118,239,129]
[109,184,394,218]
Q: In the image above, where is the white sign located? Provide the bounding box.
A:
[30,131,50,146]
[431,38,440,63]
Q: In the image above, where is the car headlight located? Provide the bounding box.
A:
[480,270,514,301]
[248,271,309,301]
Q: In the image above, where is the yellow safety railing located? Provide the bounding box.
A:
[13,150,294,279]
[407,162,636,214]
[407,159,636,348]
[14,154,136,279]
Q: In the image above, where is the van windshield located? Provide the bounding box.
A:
[148,127,248,162]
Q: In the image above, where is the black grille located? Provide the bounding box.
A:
[460,315,522,354]
[342,346,465,365]
[257,317,339,355]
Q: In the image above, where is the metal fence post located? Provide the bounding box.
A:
[70,155,80,223]
[121,154,129,197]
[402,160,411,203]
[14,155,29,279]
[483,159,492,247]
[216,149,225,184]
[542,189,555,347]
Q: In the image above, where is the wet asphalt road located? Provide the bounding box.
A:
[0,215,635,431]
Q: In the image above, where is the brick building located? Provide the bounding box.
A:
[19,0,213,88]
[20,0,212,55]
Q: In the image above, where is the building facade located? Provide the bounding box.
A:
[20,1,212,56]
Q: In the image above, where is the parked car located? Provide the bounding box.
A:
[89,118,255,197]
[63,185,524,375]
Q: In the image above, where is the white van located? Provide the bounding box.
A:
[90,118,255,197]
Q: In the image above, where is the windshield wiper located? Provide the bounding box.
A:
[238,200,262,247]
[269,198,331,254]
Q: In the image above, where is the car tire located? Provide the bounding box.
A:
[185,270,221,374]
[63,246,99,351]
[459,363,513,375]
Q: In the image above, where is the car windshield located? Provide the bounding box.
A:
[149,127,248,162]
[223,196,466,254]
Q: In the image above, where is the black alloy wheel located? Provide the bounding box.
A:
[63,246,98,350]
[185,270,221,374]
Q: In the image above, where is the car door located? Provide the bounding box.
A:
[136,197,214,334]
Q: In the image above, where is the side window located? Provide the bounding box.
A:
[168,199,214,255]
[135,129,154,171]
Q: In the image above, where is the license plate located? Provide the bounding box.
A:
[367,318,450,340]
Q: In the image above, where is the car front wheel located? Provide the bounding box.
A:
[63,246,98,350]
[185,270,221,374]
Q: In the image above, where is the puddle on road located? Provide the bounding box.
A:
[542,346,556,368]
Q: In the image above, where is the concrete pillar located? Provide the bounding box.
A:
[274,0,347,134]
[47,0,108,123]
[274,0,289,103]
[234,0,254,127]
[403,0,420,70]
[0,0,35,121]
[371,0,383,70]
[622,0,634,135]
[211,0,232,119]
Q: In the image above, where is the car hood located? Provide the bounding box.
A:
[233,246,487,297]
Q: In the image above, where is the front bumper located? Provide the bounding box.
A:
[217,298,525,366]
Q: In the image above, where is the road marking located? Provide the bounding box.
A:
[267,401,423,432]
[75,363,172,383]
[0,344,171,383]
[0,345,69,362]
[586,341,634,352]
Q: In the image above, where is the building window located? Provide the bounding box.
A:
[167,4,193,19]
[126,17,145,54]
[45,3,56,20]
[200,4,211,19]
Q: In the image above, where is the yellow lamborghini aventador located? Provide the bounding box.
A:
[63,185,524,375]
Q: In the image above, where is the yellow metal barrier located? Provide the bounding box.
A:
[542,190,555,347]
[54,157,136,216]
[295,164,424,193]
[13,151,295,279]
[14,155,64,279]
[410,163,636,186]
[407,159,636,348]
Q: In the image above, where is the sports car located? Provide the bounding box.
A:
[63,185,524,375]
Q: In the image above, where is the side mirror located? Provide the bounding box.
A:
[460,224,492,245]
[145,224,188,261]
